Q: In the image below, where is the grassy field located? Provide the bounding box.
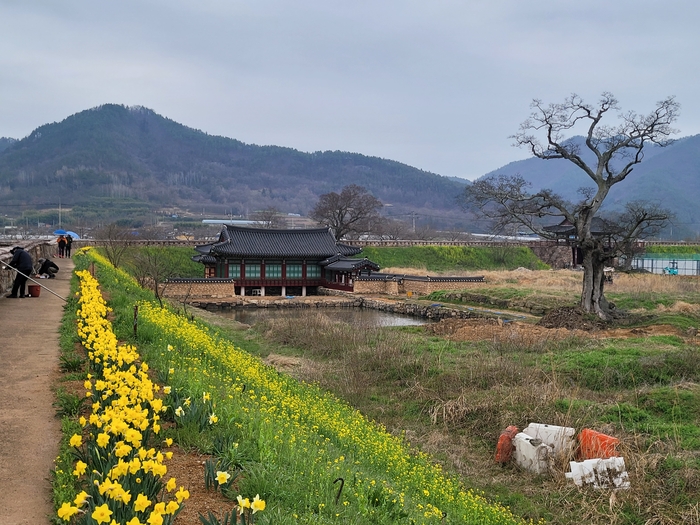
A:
[55,248,700,524]
[358,245,549,272]
[234,269,700,524]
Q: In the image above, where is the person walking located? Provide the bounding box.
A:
[6,246,33,298]
[65,234,73,258]
[57,236,66,258]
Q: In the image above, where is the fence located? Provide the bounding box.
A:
[630,254,700,276]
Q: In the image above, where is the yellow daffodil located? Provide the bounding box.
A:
[57,502,79,521]
[165,501,179,514]
[165,477,177,492]
[164,438,173,447]
[237,494,251,510]
[146,511,163,525]
[133,493,152,512]
[69,434,82,448]
[96,432,111,448]
[72,460,87,477]
[73,490,89,506]
[175,486,190,503]
[251,494,266,513]
[216,471,231,485]
[91,503,113,524]
[174,406,184,417]
[208,413,218,424]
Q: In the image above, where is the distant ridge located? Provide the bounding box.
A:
[479,135,700,239]
[0,137,16,154]
[0,104,466,225]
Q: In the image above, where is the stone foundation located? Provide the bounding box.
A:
[354,274,485,296]
[161,278,236,301]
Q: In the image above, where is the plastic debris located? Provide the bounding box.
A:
[578,428,620,459]
[522,423,576,462]
[495,426,519,464]
[565,457,630,489]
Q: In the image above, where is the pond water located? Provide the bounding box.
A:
[216,307,432,327]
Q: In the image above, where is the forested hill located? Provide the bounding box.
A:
[0,104,465,221]
[0,137,16,153]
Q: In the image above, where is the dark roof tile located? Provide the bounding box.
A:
[196,225,362,258]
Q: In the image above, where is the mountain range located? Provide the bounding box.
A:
[0,104,466,228]
[483,135,700,239]
[0,104,697,238]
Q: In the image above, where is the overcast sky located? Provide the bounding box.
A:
[1,0,699,180]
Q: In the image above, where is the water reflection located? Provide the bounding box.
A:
[216,307,431,327]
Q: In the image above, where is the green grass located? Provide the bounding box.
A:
[601,385,700,449]
[550,338,700,391]
[358,245,549,272]
[66,247,700,525]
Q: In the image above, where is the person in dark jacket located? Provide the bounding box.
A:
[37,257,59,278]
[7,246,33,298]
[65,235,73,258]
[57,236,67,258]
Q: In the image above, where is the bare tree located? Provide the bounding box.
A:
[126,247,188,307]
[464,93,679,320]
[374,217,411,240]
[610,201,673,270]
[251,207,285,229]
[310,184,382,240]
[96,223,134,268]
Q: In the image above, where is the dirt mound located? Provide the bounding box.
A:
[537,306,606,331]
[426,317,589,343]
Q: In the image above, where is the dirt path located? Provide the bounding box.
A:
[0,257,73,524]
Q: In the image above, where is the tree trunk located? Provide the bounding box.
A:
[580,243,611,320]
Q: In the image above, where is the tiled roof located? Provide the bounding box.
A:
[321,257,380,271]
[196,225,362,258]
[542,217,615,237]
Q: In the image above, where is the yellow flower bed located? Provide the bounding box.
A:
[57,269,189,525]
[140,301,527,524]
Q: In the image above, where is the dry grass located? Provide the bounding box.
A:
[383,266,700,296]
[244,279,700,525]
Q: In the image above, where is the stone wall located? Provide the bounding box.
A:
[530,244,573,269]
[1,243,57,296]
[161,280,237,301]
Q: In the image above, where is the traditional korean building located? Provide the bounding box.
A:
[542,217,617,267]
[193,225,379,296]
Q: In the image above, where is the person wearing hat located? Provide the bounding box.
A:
[37,257,59,278]
[6,246,33,298]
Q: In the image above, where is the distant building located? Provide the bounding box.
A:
[193,225,379,296]
[542,217,617,267]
